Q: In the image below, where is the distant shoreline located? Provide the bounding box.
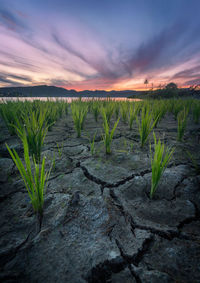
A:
[0,85,199,99]
[0,97,142,103]
[0,85,140,98]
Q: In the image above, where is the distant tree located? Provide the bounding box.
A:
[158,84,164,89]
[144,79,149,89]
[190,84,200,91]
[189,84,200,97]
[165,82,178,89]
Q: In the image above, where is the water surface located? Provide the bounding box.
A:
[0,97,141,103]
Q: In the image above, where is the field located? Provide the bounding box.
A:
[0,98,200,282]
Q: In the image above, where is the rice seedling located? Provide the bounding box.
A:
[120,102,129,123]
[57,142,64,158]
[88,132,96,155]
[177,108,188,141]
[152,102,166,128]
[150,133,174,199]
[137,106,157,147]
[57,101,66,118]
[152,101,167,127]
[65,103,68,115]
[46,108,57,131]
[52,152,56,171]
[101,108,120,154]
[115,103,120,119]
[172,101,184,120]
[0,101,22,135]
[186,151,200,174]
[6,131,51,222]
[103,102,115,124]
[92,103,100,122]
[192,102,200,124]
[45,101,63,130]
[129,103,139,130]
[123,137,127,149]
[71,102,88,137]
[130,142,134,152]
[15,108,50,163]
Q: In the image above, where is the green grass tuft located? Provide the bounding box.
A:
[6,131,51,218]
[137,106,157,147]
[101,108,120,154]
[177,108,188,141]
[150,133,174,199]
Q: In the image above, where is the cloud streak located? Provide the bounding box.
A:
[0,0,200,90]
[0,8,25,31]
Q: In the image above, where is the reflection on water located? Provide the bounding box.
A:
[0,97,141,103]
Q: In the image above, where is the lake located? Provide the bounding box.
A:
[0,97,141,103]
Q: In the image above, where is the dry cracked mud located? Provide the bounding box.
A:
[0,110,200,282]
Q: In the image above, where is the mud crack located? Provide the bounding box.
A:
[78,162,151,189]
[178,200,200,229]
[170,174,194,201]
[109,189,193,241]
[115,235,154,283]
[85,256,126,283]
[0,189,26,203]
[0,231,31,268]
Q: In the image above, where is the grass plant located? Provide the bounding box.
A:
[152,101,167,128]
[120,102,129,123]
[16,109,49,163]
[0,101,21,135]
[101,108,120,154]
[52,152,56,171]
[57,142,64,158]
[6,132,51,220]
[103,103,114,124]
[172,101,184,120]
[88,132,96,155]
[115,103,120,119]
[152,102,166,128]
[71,103,88,137]
[150,133,174,199]
[186,151,200,174]
[130,142,134,152]
[177,108,188,141]
[137,106,157,147]
[129,103,139,130]
[192,102,200,124]
[92,102,100,122]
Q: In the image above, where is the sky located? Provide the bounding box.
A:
[0,0,200,91]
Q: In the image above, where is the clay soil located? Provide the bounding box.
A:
[0,110,200,282]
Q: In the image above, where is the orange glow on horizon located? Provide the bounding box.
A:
[59,83,188,92]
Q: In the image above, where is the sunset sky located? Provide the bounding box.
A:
[0,0,200,91]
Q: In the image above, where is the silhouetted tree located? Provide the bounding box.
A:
[165,82,177,89]
[189,84,200,97]
[144,79,149,89]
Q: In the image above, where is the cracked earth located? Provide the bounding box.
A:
[0,110,200,282]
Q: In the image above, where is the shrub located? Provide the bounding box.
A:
[165,82,177,89]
